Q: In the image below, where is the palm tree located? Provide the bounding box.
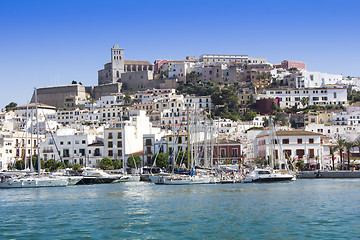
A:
[328,145,338,170]
[300,97,309,108]
[344,141,354,170]
[336,138,346,170]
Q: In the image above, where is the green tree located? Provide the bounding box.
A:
[152,153,169,169]
[243,111,257,121]
[337,138,346,170]
[127,155,141,169]
[72,164,82,171]
[124,94,131,105]
[344,141,354,170]
[328,145,338,170]
[99,157,113,170]
[296,159,305,171]
[300,97,309,107]
[5,102,17,112]
[113,159,122,169]
[160,70,169,79]
[14,159,25,170]
[44,159,57,171]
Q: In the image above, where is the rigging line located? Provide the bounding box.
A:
[38,98,66,169]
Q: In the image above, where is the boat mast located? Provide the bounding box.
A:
[187,106,190,170]
[203,111,208,168]
[120,108,126,175]
[35,88,41,176]
[29,107,34,171]
[24,104,29,169]
[209,114,214,169]
[268,116,275,169]
[172,111,175,173]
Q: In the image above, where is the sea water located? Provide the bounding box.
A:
[1,179,360,239]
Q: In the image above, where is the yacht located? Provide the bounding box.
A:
[154,174,218,185]
[242,169,296,183]
[0,174,68,188]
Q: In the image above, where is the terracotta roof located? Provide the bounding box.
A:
[124,60,152,65]
[15,103,56,109]
[257,130,322,138]
[88,142,104,147]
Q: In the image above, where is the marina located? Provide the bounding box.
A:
[1,179,360,239]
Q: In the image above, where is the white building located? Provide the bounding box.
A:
[256,130,323,165]
[199,54,248,64]
[97,94,124,108]
[265,86,348,109]
[56,109,101,126]
[282,70,343,88]
[184,95,212,111]
[39,128,99,166]
[104,110,161,165]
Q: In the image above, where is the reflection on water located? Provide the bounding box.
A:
[1,180,360,239]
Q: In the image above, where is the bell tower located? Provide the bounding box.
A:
[111,44,124,82]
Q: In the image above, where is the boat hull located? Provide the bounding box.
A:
[0,178,68,188]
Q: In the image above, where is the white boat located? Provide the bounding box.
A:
[242,169,296,183]
[0,175,68,188]
[112,174,140,183]
[243,117,296,183]
[0,89,69,189]
[150,173,219,185]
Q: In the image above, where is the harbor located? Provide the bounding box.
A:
[1,179,359,239]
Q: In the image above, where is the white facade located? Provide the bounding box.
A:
[283,70,343,88]
[39,128,99,166]
[56,109,101,126]
[256,130,323,165]
[104,110,161,165]
[199,54,248,64]
[97,94,124,108]
[184,95,212,111]
[265,86,348,109]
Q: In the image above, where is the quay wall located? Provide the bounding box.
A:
[298,171,360,178]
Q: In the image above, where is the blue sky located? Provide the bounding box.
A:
[0,0,359,108]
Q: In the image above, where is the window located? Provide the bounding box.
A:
[117,141,122,147]
[334,92,337,98]
[108,133,113,139]
[309,138,314,144]
[309,149,314,158]
[282,139,289,144]
[108,150,113,157]
[297,139,302,144]
[220,148,226,157]
[283,150,292,158]
[232,148,238,157]
[117,132,122,138]
[82,140,86,144]
[108,141,113,148]
[296,149,305,157]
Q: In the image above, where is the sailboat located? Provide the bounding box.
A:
[242,117,296,183]
[150,107,219,185]
[0,88,68,188]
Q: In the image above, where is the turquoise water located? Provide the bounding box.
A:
[1,179,360,239]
